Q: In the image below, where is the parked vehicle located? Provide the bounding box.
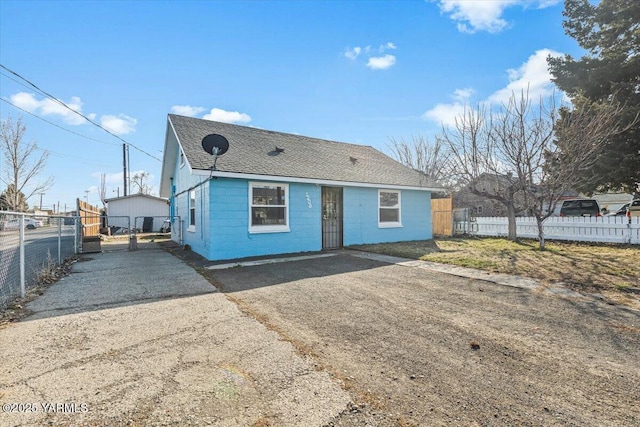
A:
[0,217,44,230]
[559,199,601,217]
[627,199,640,218]
[605,203,630,216]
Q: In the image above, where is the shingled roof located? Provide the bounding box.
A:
[160,114,443,195]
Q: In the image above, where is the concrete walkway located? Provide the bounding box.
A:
[0,241,349,426]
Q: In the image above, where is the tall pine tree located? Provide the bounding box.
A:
[548,0,640,193]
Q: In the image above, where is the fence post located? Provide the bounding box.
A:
[74,217,79,254]
[57,217,62,264]
[19,214,25,298]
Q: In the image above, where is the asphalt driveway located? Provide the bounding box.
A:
[207,251,640,427]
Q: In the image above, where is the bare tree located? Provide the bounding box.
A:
[131,171,152,195]
[440,90,635,249]
[0,115,53,212]
[98,173,107,207]
[440,103,522,241]
[387,135,452,187]
[516,95,636,249]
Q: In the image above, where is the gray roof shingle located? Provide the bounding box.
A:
[169,114,442,189]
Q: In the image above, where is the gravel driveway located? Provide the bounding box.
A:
[208,251,640,427]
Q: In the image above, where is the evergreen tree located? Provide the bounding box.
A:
[0,184,29,211]
[548,0,640,193]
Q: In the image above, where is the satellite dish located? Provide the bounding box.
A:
[201,134,229,156]
[201,134,229,171]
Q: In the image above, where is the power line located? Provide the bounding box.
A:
[0,64,162,162]
[0,98,119,146]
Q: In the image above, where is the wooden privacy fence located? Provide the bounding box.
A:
[455,216,640,245]
[77,199,102,253]
[431,196,453,236]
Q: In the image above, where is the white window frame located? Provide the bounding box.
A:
[249,182,290,233]
[180,150,185,168]
[378,189,402,228]
[188,190,196,232]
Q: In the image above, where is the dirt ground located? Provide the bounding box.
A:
[207,252,640,427]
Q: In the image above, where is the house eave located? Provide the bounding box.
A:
[191,169,443,192]
[160,116,195,198]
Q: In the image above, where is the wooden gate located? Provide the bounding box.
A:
[431,196,453,236]
[77,199,102,253]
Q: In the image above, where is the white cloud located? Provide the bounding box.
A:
[202,108,252,124]
[344,42,397,70]
[367,54,396,70]
[422,101,467,127]
[487,48,562,104]
[344,46,362,60]
[171,105,206,117]
[100,114,137,135]
[423,49,563,126]
[433,1,561,34]
[423,87,475,125]
[453,87,475,101]
[9,92,88,125]
[379,42,397,52]
[9,92,139,135]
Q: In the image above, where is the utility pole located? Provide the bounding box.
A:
[39,192,44,210]
[123,143,128,196]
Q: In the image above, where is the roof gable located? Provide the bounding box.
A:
[105,193,168,203]
[161,114,443,195]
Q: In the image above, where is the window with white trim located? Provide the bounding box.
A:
[188,190,196,231]
[180,150,185,168]
[249,182,289,233]
[378,190,402,227]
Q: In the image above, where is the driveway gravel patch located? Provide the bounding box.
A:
[208,251,640,427]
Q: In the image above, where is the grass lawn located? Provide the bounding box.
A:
[350,237,640,306]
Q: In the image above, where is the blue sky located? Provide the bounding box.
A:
[0,0,581,211]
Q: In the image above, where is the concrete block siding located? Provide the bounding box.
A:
[343,187,432,246]
[207,179,322,260]
[175,177,432,261]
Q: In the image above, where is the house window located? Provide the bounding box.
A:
[180,150,185,168]
[379,190,402,228]
[188,190,195,231]
[249,182,289,233]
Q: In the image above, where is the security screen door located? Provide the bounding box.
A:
[321,187,343,249]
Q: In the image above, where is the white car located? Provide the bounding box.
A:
[0,218,44,230]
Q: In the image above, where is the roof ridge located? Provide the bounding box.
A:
[168,114,376,151]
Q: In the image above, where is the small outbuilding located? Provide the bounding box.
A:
[159,114,444,261]
[104,193,169,232]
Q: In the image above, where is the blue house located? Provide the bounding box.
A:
[159,114,443,261]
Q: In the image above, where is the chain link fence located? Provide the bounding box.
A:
[0,212,79,310]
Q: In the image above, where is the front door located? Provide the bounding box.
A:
[322,187,343,249]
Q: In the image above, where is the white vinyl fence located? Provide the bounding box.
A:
[455,216,640,245]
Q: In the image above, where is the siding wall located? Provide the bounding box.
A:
[171,133,211,255]
[171,158,433,260]
[343,187,432,245]
[207,178,321,260]
[106,196,169,231]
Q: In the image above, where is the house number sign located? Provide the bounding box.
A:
[306,192,313,208]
